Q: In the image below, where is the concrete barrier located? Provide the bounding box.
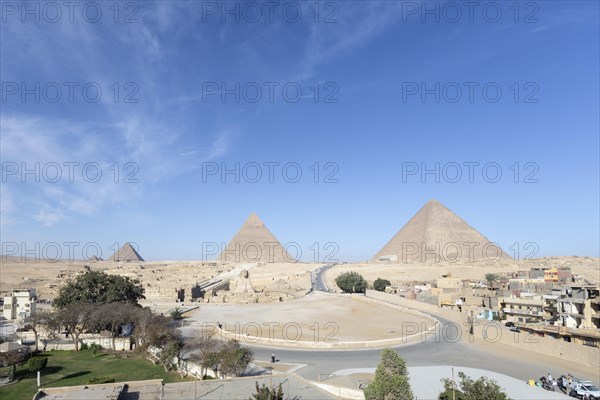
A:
[310,381,365,399]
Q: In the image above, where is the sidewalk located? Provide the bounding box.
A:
[320,366,571,400]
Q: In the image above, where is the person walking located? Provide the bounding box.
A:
[271,354,276,363]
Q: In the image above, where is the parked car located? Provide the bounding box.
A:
[569,382,600,399]
[504,321,515,327]
[509,326,521,333]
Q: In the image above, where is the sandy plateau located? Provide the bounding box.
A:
[1,256,597,303]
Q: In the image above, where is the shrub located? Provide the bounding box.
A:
[373,278,391,292]
[439,371,509,400]
[250,382,284,400]
[89,343,103,357]
[28,356,48,372]
[88,376,115,384]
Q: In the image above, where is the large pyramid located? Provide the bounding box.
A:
[217,213,293,263]
[108,242,145,262]
[373,199,511,264]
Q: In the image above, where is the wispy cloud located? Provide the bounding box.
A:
[297,2,404,81]
[34,208,66,227]
[1,4,236,228]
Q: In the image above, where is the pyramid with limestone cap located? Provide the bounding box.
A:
[373,200,511,264]
[108,242,145,262]
[217,213,293,263]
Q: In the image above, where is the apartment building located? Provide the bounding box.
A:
[2,289,37,320]
[555,285,600,330]
[544,267,572,284]
[499,293,544,324]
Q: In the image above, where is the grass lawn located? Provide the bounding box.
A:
[0,350,189,400]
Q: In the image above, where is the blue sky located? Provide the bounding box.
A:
[1,1,598,262]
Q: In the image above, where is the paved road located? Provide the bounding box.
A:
[248,314,599,386]
[312,264,333,292]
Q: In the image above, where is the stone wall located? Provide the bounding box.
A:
[43,336,132,351]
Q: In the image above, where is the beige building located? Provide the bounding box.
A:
[526,285,600,347]
[2,289,36,320]
[543,267,572,284]
[499,294,544,324]
[555,285,599,330]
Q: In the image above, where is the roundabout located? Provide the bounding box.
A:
[188,292,438,349]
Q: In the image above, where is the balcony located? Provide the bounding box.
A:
[504,308,543,317]
[560,312,583,318]
[558,298,586,304]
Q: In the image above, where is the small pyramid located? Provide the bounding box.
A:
[217,213,293,263]
[373,199,510,264]
[88,255,103,262]
[108,242,145,262]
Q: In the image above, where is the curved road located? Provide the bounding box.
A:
[311,264,333,292]
[249,314,598,384]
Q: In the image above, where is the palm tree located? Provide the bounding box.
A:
[484,273,500,290]
[170,307,184,320]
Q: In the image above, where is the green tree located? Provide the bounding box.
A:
[201,351,221,378]
[250,382,284,400]
[219,340,254,377]
[484,273,500,290]
[373,278,392,292]
[335,271,368,294]
[53,271,145,309]
[439,371,510,400]
[28,356,48,387]
[159,339,184,372]
[364,348,413,400]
